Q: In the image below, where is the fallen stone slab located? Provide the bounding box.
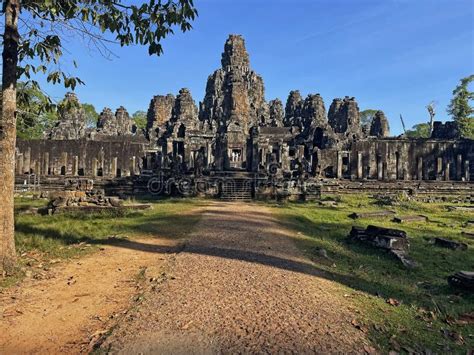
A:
[461,231,474,239]
[433,237,468,251]
[318,200,338,207]
[350,226,405,251]
[16,206,40,215]
[391,249,418,269]
[392,215,427,223]
[49,190,87,201]
[348,210,395,219]
[448,271,474,291]
[447,206,474,212]
[109,197,124,207]
[348,225,416,268]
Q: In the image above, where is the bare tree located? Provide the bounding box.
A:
[426,101,436,136]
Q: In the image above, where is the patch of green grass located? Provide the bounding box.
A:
[15,197,202,255]
[273,194,474,353]
[3,197,202,288]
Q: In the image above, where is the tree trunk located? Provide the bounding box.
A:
[0,0,20,275]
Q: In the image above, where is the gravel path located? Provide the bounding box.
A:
[103,201,370,353]
[0,237,179,354]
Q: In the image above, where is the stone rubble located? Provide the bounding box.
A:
[348,225,417,268]
[433,237,468,250]
[448,271,474,291]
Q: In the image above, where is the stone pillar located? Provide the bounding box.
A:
[417,157,423,180]
[377,156,383,180]
[444,162,450,181]
[436,157,443,180]
[249,140,258,173]
[336,151,343,179]
[382,162,389,181]
[465,160,470,181]
[456,154,463,180]
[111,157,118,177]
[35,161,41,176]
[395,153,400,180]
[189,149,195,169]
[131,156,136,176]
[156,152,163,169]
[92,158,98,177]
[282,145,290,172]
[73,156,79,176]
[298,145,305,157]
[403,161,409,181]
[261,147,267,169]
[16,153,24,175]
[43,152,50,175]
[206,142,212,166]
[61,152,68,175]
[24,147,31,174]
[357,152,363,180]
[146,155,152,170]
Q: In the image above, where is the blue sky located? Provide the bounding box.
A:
[31,0,474,134]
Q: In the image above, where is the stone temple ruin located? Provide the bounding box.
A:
[15,35,474,200]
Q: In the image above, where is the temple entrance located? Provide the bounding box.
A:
[230,148,243,168]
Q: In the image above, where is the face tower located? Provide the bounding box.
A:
[200,35,267,169]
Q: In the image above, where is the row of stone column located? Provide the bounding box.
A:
[350,151,471,181]
[15,150,138,178]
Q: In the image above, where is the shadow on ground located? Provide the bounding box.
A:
[15,200,474,314]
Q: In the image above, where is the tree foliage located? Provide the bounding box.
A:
[132,110,147,130]
[360,109,378,131]
[447,74,474,139]
[405,123,431,138]
[0,82,58,139]
[16,83,58,139]
[1,83,102,138]
[81,103,99,128]
[2,0,198,101]
[1,0,198,135]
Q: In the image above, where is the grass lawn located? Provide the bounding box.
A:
[2,196,203,288]
[273,194,474,353]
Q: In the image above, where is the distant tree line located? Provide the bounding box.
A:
[361,74,473,139]
[1,82,148,139]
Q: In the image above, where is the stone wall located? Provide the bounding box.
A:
[15,137,147,178]
[347,139,473,181]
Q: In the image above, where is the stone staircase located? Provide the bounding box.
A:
[220,176,254,201]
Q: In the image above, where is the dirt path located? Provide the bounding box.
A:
[0,237,183,354]
[101,201,371,353]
